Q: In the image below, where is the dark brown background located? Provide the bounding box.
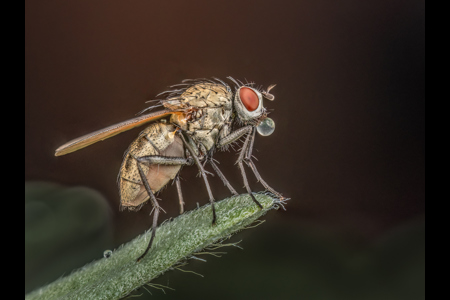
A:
[25,0,425,298]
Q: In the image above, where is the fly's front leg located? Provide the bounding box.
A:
[177,131,218,225]
[217,125,253,148]
[236,129,263,209]
[244,128,284,199]
[218,125,262,209]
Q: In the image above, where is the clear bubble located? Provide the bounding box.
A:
[103,250,112,258]
[257,117,275,136]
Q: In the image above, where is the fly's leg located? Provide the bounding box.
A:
[137,155,193,166]
[236,129,263,209]
[178,131,217,225]
[137,155,193,215]
[220,126,283,200]
[218,125,262,208]
[135,162,161,262]
[244,128,284,199]
[209,158,238,196]
[135,155,193,262]
[175,175,185,214]
[218,126,253,148]
[245,158,283,198]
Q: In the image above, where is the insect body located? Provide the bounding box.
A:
[55,77,281,261]
[119,121,186,209]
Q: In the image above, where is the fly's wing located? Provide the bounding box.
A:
[55,109,179,156]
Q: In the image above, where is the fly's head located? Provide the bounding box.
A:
[232,80,276,136]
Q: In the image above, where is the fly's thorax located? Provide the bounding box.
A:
[184,106,232,152]
[163,83,233,111]
[190,128,220,152]
[187,107,230,131]
[219,123,232,141]
[182,83,233,108]
[163,82,234,152]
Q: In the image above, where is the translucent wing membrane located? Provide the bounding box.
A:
[55,109,174,156]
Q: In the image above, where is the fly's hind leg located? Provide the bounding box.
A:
[135,155,193,262]
[135,162,162,262]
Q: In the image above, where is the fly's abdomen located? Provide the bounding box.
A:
[119,122,184,209]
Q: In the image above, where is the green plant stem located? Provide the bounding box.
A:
[26,193,279,300]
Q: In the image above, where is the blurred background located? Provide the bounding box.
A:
[25,0,425,299]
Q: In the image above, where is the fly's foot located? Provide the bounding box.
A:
[250,193,263,209]
[136,255,144,263]
[211,204,217,225]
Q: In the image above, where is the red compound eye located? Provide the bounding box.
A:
[239,87,259,111]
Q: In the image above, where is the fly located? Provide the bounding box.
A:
[55,77,282,261]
